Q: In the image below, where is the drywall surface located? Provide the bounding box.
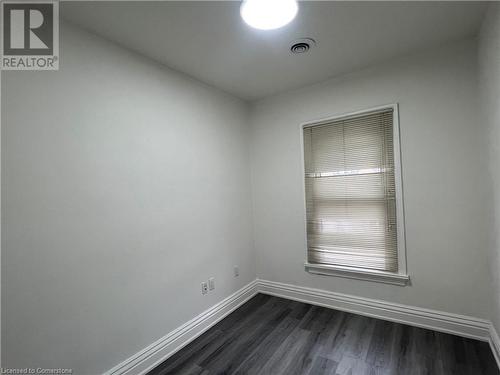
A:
[1,23,255,374]
[250,39,491,319]
[479,4,500,333]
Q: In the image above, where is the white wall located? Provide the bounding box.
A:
[2,12,497,375]
[479,4,500,333]
[250,39,492,319]
[1,23,255,374]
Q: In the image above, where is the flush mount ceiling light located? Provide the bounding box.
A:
[240,0,298,30]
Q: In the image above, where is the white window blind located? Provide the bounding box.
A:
[303,108,398,272]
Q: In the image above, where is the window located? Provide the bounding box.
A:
[302,105,408,285]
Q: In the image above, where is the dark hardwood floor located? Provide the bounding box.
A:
[148,294,500,375]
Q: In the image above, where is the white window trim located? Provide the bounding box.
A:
[300,103,409,286]
[304,263,410,286]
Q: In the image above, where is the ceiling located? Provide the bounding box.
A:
[62,1,487,101]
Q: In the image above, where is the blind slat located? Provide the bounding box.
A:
[304,109,398,272]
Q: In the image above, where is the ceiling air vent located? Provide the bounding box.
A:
[290,38,316,54]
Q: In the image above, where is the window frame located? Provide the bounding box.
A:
[300,103,409,286]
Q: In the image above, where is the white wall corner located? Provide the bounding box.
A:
[104,279,499,375]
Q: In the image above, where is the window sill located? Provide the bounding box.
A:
[304,262,410,286]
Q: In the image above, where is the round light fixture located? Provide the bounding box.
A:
[240,0,298,30]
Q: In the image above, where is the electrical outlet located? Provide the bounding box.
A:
[201,282,208,295]
[208,277,215,291]
[234,265,239,277]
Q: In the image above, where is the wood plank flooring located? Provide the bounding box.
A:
[148,294,500,375]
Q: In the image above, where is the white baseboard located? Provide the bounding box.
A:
[490,323,500,370]
[104,278,498,375]
[104,280,259,375]
[257,279,491,341]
